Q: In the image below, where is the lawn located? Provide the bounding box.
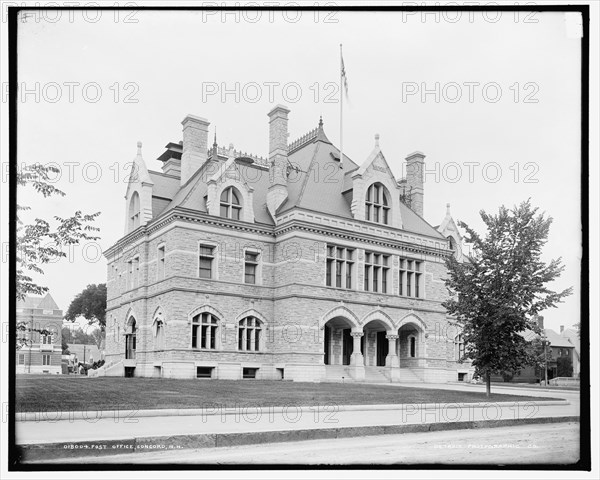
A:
[15,375,559,413]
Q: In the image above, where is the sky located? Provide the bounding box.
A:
[10,7,584,333]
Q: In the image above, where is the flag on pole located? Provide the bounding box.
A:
[341,50,349,99]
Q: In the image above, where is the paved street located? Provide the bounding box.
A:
[38,422,580,465]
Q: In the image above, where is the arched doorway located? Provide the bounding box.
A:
[323,317,357,366]
[398,321,424,368]
[362,319,394,367]
[125,316,136,360]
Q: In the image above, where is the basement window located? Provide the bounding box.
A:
[196,367,214,379]
[243,367,258,379]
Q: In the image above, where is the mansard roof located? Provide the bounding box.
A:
[145,119,444,238]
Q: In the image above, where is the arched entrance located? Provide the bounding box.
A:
[362,319,395,367]
[398,321,425,368]
[323,316,358,366]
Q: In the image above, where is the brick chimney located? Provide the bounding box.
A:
[181,114,210,185]
[405,151,425,217]
[266,105,290,219]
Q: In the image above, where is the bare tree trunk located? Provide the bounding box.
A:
[486,372,491,396]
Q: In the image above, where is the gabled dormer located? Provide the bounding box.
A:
[350,134,403,229]
[437,203,464,261]
[205,146,256,223]
[124,141,154,234]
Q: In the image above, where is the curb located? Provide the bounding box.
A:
[17,415,580,463]
[16,399,570,422]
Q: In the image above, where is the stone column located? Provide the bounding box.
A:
[386,334,401,382]
[350,330,365,380]
[385,335,399,367]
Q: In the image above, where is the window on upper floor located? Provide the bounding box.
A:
[157,244,166,280]
[326,245,355,289]
[244,251,259,284]
[399,258,423,298]
[199,244,215,279]
[129,192,140,231]
[127,256,140,289]
[365,183,390,225]
[455,334,465,361]
[42,354,51,365]
[238,316,262,351]
[364,251,390,293]
[220,186,242,220]
[192,312,218,350]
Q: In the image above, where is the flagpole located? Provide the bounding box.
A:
[339,43,343,169]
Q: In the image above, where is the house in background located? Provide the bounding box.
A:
[67,343,102,368]
[560,325,580,377]
[16,294,63,375]
[492,324,577,383]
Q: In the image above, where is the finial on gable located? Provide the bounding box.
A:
[318,115,323,129]
[446,203,451,215]
[213,127,217,147]
[375,133,380,147]
[137,141,142,156]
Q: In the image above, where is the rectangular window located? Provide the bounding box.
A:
[133,257,140,288]
[364,251,390,293]
[196,367,214,379]
[18,354,24,365]
[244,252,259,284]
[399,259,423,298]
[199,244,215,279]
[157,245,165,280]
[42,354,51,366]
[243,367,258,379]
[326,245,354,289]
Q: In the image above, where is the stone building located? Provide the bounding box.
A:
[101,105,467,382]
[16,294,63,375]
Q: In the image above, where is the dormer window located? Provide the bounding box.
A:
[365,183,390,225]
[220,186,242,220]
[128,192,140,231]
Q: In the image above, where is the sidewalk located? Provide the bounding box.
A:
[16,397,579,462]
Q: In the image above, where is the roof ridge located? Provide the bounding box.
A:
[288,127,318,154]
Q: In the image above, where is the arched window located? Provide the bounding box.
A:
[125,317,136,359]
[238,316,262,351]
[129,192,140,231]
[454,334,465,361]
[192,312,219,349]
[365,183,390,225]
[220,187,242,220]
[153,310,165,350]
[448,236,455,251]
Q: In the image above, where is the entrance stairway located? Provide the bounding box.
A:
[397,368,424,383]
[363,366,392,383]
[324,365,355,383]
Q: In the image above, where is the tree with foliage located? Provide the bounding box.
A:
[557,356,573,377]
[64,283,107,330]
[16,164,101,347]
[443,200,572,396]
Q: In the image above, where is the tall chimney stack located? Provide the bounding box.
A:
[405,151,425,217]
[181,114,210,185]
[266,105,290,219]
